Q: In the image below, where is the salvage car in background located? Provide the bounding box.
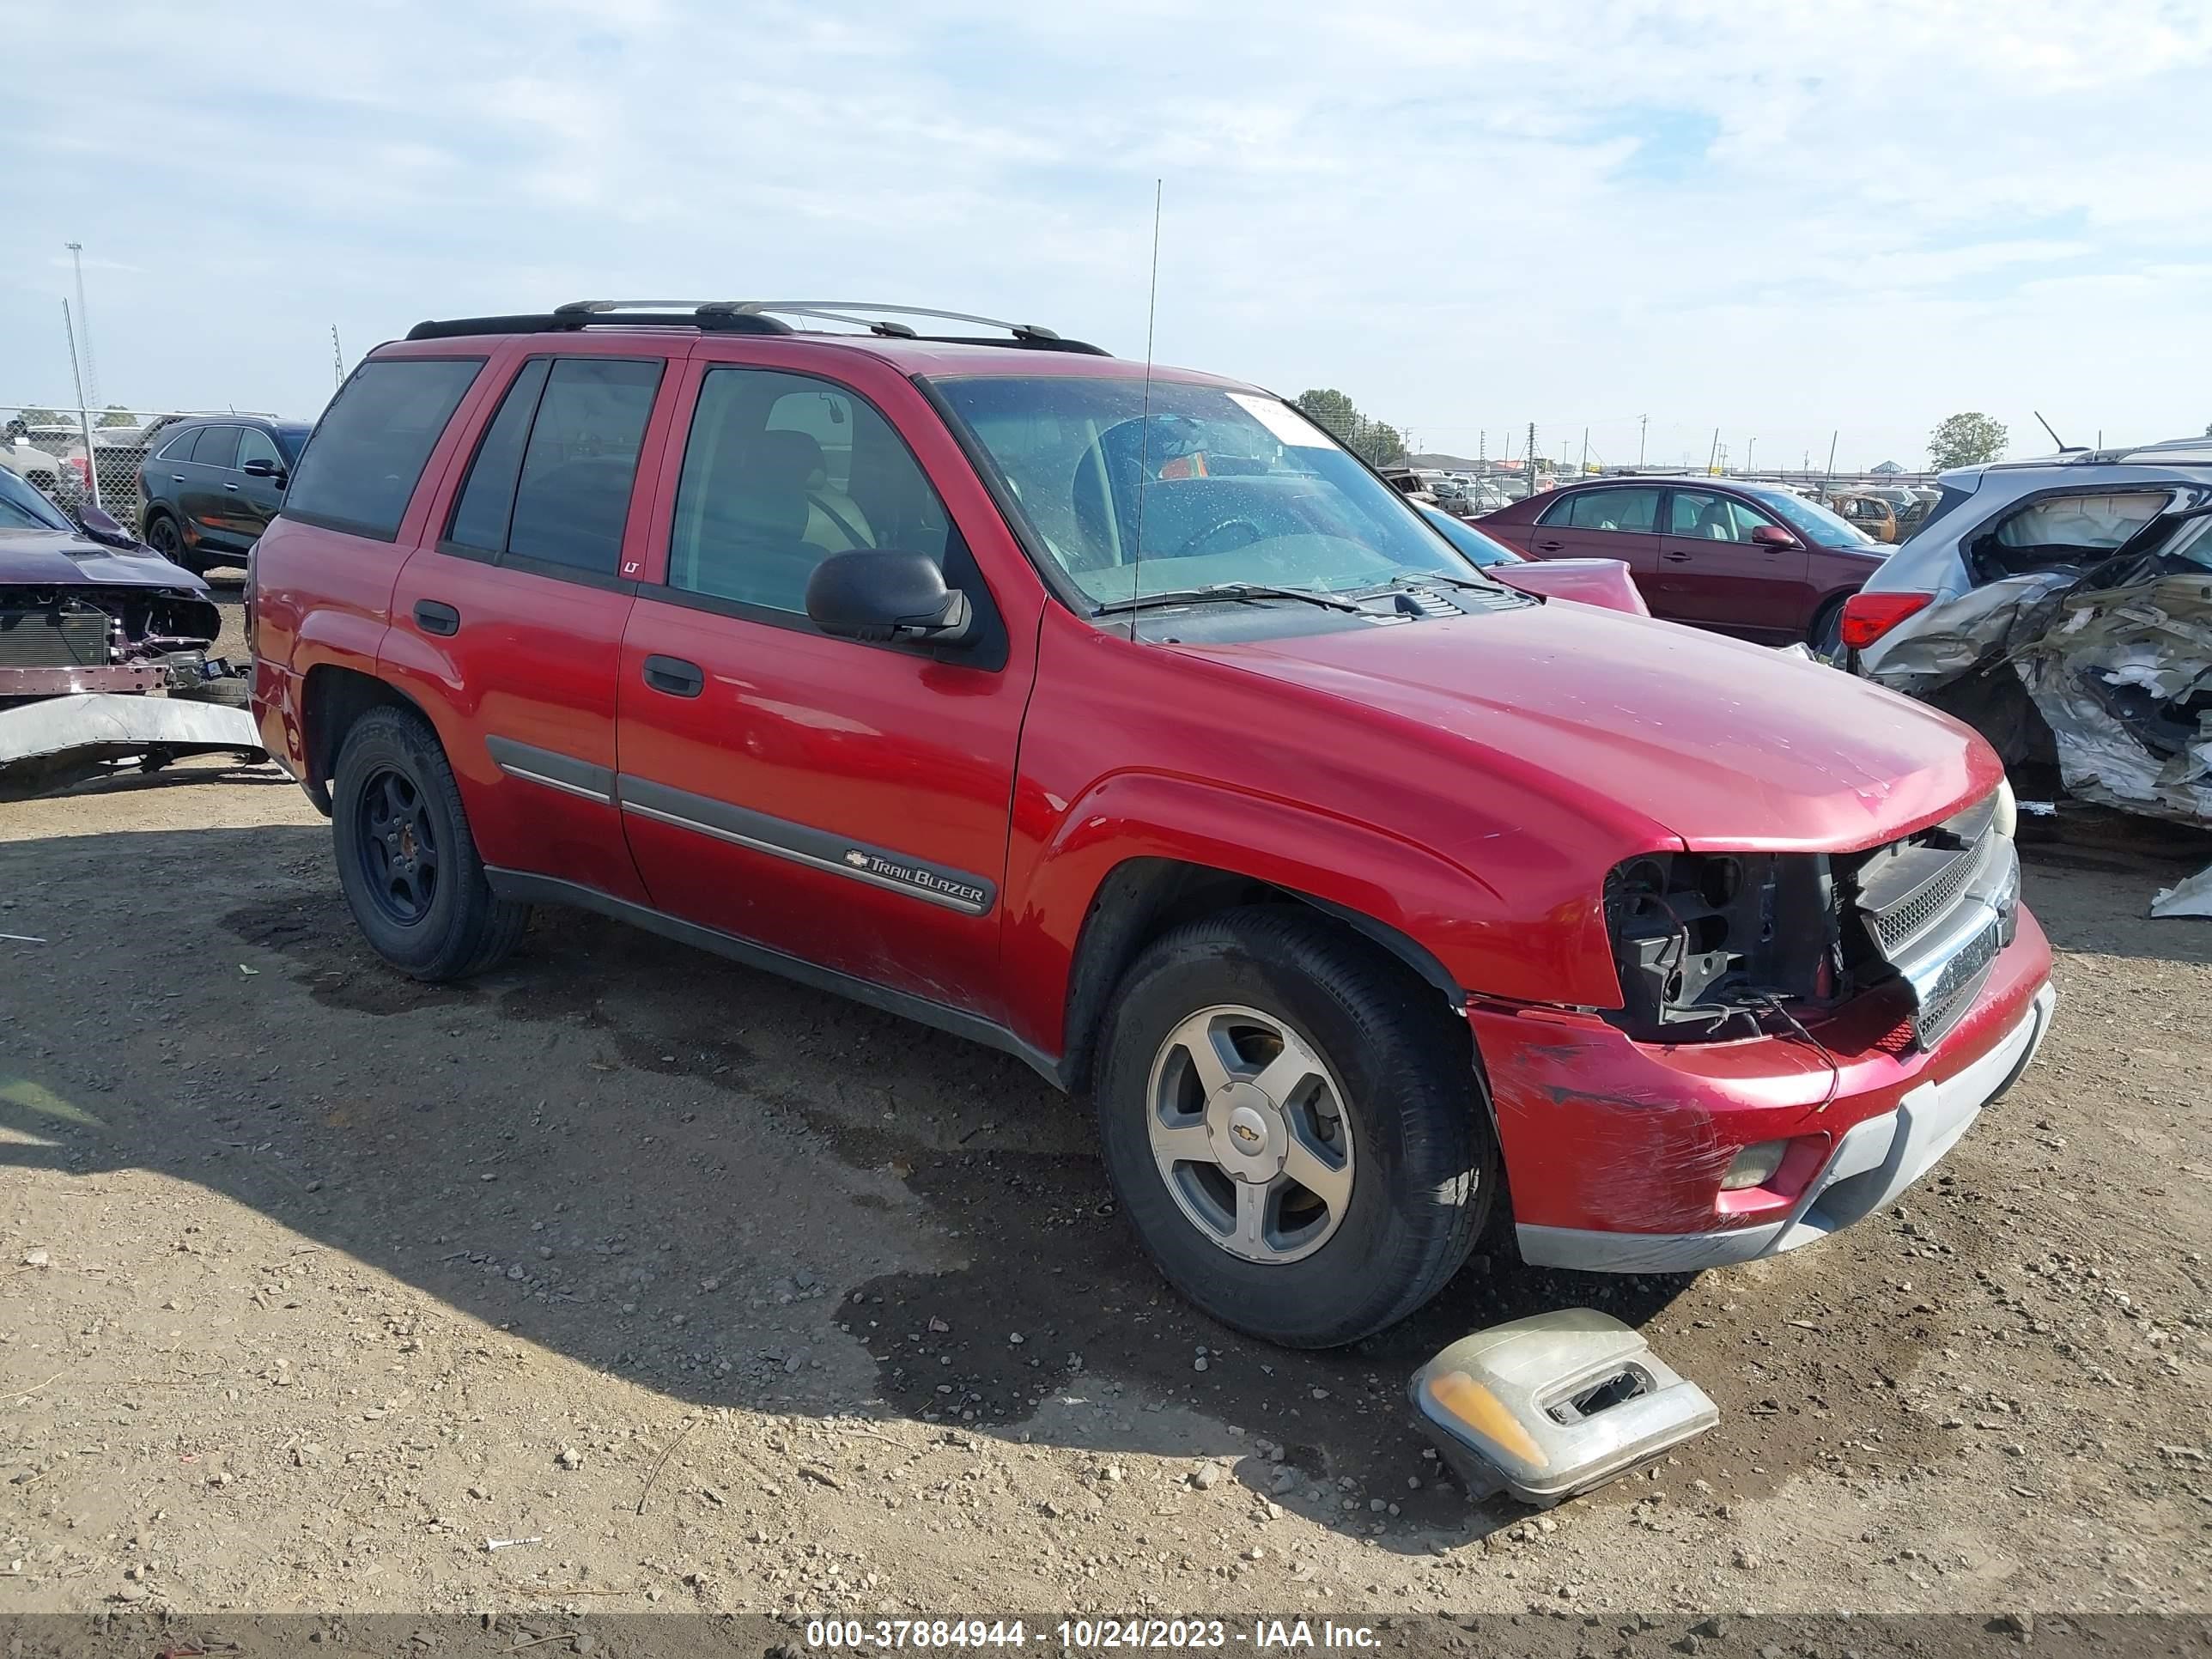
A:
[1846,436,2212,823]
[1479,476,1885,653]
[137,416,312,576]
[0,466,237,705]
[1417,504,1649,616]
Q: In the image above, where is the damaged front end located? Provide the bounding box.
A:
[1601,781,2021,1053]
[0,582,234,702]
[1484,782,2049,1271]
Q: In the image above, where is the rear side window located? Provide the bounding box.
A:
[155,428,200,461]
[1566,487,1660,532]
[191,425,240,468]
[444,357,660,577]
[284,357,484,540]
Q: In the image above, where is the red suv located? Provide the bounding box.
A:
[1479,477,1887,655]
[250,301,2054,1347]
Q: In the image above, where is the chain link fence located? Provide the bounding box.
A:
[3,403,276,533]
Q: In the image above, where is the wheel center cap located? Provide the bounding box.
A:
[1206,1081,1285,1182]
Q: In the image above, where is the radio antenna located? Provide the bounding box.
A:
[1128,178,1162,641]
[2032,409,2068,451]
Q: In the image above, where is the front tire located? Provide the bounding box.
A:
[331,705,528,981]
[1093,906,1492,1348]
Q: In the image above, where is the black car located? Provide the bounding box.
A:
[137,416,312,575]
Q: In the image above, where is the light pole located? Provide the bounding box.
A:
[64,242,98,408]
[1744,436,1756,473]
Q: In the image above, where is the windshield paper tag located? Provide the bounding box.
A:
[1228,393,1334,448]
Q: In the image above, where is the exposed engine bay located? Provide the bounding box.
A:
[0,582,232,703]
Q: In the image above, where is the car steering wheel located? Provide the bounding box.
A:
[1169,518,1266,561]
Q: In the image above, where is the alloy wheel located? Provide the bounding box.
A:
[1145,1004,1355,1265]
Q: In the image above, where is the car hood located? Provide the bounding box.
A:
[1191,603,2001,853]
[0,528,210,591]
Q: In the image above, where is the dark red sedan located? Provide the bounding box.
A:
[1478,477,1887,655]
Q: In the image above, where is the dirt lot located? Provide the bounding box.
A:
[2,612,2209,1620]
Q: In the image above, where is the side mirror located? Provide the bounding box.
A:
[74,502,139,550]
[241,459,287,486]
[805,550,974,647]
[1749,524,1801,550]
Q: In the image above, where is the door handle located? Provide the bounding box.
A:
[413,599,461,636]
[1534,539,1565,552]
[643,655,704,698]
[1662,550,1693,563]
[223,482,240,492]
[171,474,185,483]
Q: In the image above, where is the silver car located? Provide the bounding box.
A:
[1845,434,2212,823]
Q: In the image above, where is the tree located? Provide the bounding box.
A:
[1928,411,2008,469]
[1294,387,1408,465]
[18,408,58,426]
[97,405,135,427]
[1293,388,1358,442]
[1352,422,1407,467]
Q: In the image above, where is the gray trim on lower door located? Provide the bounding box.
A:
[483,867,1060,1085]
[617,773,996,916]
[483,735,616,805]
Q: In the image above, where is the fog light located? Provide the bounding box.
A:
[1720,1139,1790,1191]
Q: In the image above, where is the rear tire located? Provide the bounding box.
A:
[331,705,528,981]
[143,510,195,573]
[1093,906,1492,1348]
[1808,596,1847,663]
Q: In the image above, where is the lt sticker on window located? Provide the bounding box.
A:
[1227,393,1334,449]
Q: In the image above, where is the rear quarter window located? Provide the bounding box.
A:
[283,357,484,540]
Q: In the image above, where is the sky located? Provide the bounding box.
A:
[5,0,2211,471]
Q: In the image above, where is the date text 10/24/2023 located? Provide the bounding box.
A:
[804,1620,1382,1650]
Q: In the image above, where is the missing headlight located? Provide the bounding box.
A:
[1603,851,1844,1041]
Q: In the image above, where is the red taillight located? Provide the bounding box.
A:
[1840,591,1933,652]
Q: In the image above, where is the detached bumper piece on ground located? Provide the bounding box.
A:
[1412,1310,1718,1508]
[0,690,265,797]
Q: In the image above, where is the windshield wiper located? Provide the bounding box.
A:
[1091,582,1364,617]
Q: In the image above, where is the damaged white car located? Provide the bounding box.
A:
[1843,435,2212,827]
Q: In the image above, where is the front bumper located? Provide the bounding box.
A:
[1474,905,2055,1274]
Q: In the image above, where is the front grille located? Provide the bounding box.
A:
[1912,917,2003,1046]
[0,602,109,668]
[1870,842,1981,952]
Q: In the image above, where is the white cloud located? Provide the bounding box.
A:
[3,0,2208,463]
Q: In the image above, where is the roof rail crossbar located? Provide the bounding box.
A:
[719,301,1064,342]
[407,300,1104,352]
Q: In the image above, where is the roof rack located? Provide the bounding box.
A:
[405,300,1109,355]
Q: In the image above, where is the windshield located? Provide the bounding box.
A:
[1418,507,1520,567]
[1742,487,1876,548]
[0,467,73,532]
[930,376,1495,605]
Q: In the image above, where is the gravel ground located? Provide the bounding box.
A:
[1,629,2207,1619]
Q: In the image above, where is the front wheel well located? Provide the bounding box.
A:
[1057,857,1465,1096]
[300,664,427,817]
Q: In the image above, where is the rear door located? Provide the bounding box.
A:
[382,344,679,905]
[614,351,1034,1016]
[1525,485,1663,586]
[1655,489,1811,640]
[179,423,243,550]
